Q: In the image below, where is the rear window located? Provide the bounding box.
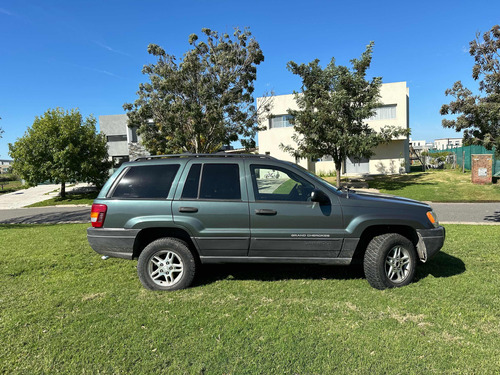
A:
[181,163,241,200]
[111,164,180,199]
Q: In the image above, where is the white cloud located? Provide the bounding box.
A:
[0,8,13,16]
[94,41,131,57]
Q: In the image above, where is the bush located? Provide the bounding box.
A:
[0,174,18,183]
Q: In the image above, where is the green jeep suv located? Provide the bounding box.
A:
[87,154,445,291]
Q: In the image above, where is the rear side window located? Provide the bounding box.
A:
[181,164,201,199]
[111,164,180,199]
[181,163,241,200]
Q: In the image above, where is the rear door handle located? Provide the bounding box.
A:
[255,209,277,215]
[179,207,198,213]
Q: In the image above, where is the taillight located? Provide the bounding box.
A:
[90,204,107,228]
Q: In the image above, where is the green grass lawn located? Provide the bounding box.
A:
[27,191,98,207]
[0,180,25,195]
[325,169,500,202]
[1,224,500,373]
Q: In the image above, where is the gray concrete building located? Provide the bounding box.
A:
[99,114,149,167]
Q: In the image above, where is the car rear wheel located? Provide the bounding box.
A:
[363,233,417,290]
[137,238,196,291]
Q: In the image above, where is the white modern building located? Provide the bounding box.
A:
[257,81,410,175]
[0,159,12,174]
[409,139,426,149]
[434,137,462,150]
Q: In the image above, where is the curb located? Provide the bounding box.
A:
[440,221,500,225]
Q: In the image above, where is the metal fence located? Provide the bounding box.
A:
[428,145,500,176]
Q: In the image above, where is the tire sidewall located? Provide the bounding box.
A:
[137,238,196,291]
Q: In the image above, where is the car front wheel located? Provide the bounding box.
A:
[363,233,417,290]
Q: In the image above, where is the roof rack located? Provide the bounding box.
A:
[133,153,277,162]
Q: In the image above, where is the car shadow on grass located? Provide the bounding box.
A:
[194,251,465,287]
[415,251,466,281]
[194,263,366,287]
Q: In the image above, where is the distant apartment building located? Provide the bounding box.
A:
[0,159,12,174]
[409,139,426,149]
[99,114,150,167]
[257,82,410,175]
[434,137,462,150]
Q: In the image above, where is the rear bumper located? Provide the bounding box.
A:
[87,228,139,259]
[416,226,445,262]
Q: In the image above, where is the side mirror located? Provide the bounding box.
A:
[311,189,330,204]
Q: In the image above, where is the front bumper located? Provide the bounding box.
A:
[416,226,445,262]
[87,228,139,259]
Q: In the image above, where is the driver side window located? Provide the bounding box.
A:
[250,165,314,202]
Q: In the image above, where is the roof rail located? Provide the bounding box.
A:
[133,153,277,162]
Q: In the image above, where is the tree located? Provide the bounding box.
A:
[124,27,271,155]
[284,42,409,187]
[8,108,111,198]
[441,25,500,156]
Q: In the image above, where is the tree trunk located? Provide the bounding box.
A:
[335,161,342,188]
[336,170,341,188]
[60,182,66,199]
[332,154,342,189]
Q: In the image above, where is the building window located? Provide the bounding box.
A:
[368,105,397,121]
[129,127,138,143]
[107,135,127,142]
[269,115,294,129]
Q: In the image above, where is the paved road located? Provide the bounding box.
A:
[0,206,90,224]
[431,202,500,224]
[0,203,498,225]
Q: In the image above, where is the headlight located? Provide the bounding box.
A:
[426,211,439,227]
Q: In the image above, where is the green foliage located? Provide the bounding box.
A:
[317,170,336,177]
[284,42,409,186]
[124,28,271,154]
[1,224,500,373]
[441,25,500,156]
[8,108,111,196]
[0,173,18,183]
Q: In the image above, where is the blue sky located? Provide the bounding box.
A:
[0,0,498,158]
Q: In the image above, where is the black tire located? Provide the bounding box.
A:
[363,233,417,290]
[137,238,196,291]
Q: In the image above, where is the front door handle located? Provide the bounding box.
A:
[255,209,277,215]
[179,207,198,213]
